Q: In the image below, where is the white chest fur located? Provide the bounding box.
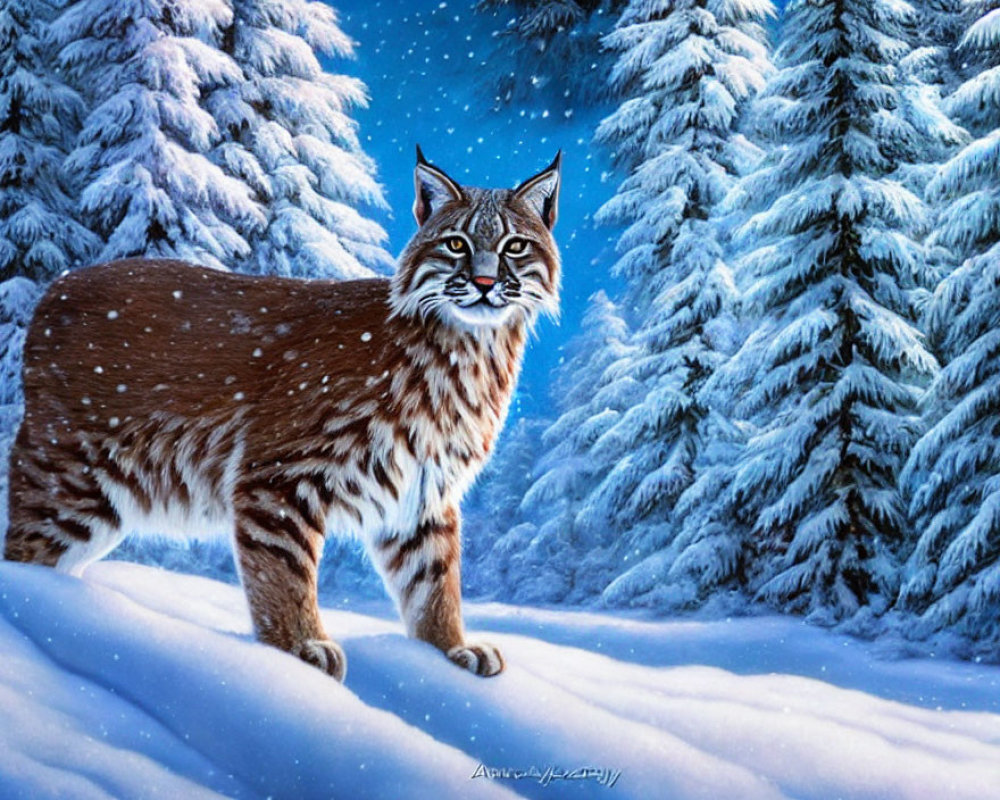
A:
[325,445,479,547]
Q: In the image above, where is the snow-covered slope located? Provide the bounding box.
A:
[1,561,999,799]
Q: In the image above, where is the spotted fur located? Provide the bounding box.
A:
[4,151,561,680]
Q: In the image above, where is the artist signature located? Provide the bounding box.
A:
[471,763,622,788]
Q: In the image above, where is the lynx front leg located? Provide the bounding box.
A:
[233,484,345,681]
[375,504,504,677]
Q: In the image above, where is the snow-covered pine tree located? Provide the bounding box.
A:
[461,414,550,599]
[898,0,1000,649]
[895,0,967,359]
[0,0,99,523]
[511,291,637,603]
[905,1,964,90]
[717,0,939,620]
[898,0,967,169]
[518,0,773,611]
[0,0,97,284]
[467,291,635,603]
[475,0,628,110]
[209,0,391,279]
[52,0,265,269]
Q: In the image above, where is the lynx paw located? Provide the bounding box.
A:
[294,638,347,682]
[447,642,505,677]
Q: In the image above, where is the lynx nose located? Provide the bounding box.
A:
[471,251,499,293]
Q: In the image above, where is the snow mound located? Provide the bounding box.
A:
[1,561,998,799]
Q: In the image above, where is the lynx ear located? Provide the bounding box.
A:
[413,145,463,226]
[514,151,561,230]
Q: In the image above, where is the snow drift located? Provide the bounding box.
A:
[1,560,999,799]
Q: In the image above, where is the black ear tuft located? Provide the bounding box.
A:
[413,148,463,226]
[515,152,562,230]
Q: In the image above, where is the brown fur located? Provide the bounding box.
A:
[4,153,561,680]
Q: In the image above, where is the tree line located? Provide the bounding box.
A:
[469,0,1000,659]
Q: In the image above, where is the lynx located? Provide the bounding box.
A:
[3,149,561,680]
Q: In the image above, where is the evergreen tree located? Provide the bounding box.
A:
[896,0,966,307]
[475,0,628,111]
[517,0,773,611]
[897,0,967,179]
[210,0,390,278]
[898,0,1000,648]
[471,292,635,603]
[904,0,964,90]
[520,291,637,603]
[0,0,98,520]
[0,0,97,283]
[462,415,550,600]
[719,0,938,620]
[602,405,749,611]
[52,0,265,269]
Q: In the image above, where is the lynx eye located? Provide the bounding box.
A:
[444,237,467,254]
[503,237,529,256]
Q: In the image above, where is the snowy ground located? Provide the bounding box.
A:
[1,561,999,799]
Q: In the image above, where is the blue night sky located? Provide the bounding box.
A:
[328,0,623,418]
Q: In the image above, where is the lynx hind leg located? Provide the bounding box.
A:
[233,484,345,681]
[373,506,504,677]
[4,426,125,575]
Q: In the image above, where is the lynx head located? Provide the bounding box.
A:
[390,147,561,331]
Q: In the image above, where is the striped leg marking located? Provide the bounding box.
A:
[234,482,345,681]
[375,504,506,677]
